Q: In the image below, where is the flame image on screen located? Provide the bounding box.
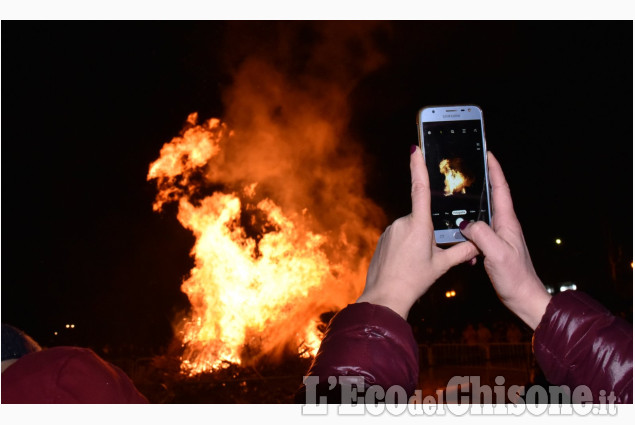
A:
[439,158,473,196]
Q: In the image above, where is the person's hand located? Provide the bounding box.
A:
[459,152,551,329]
[356,146,479,319]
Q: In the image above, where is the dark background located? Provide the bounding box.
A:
[2,21,632,354]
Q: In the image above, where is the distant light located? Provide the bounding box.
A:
[559,283,577,292]
[631,261,633,269]
[546,286,554,294]
[54,331,58,336]
[555,238,562,245]
[65,324,70,328]
[445,290,456,298]
[70,324,75,329]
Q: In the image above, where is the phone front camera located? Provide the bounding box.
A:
[432,110,435,113]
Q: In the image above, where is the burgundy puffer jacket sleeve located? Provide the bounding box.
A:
[533,290,633,403]
[296,302,419,403]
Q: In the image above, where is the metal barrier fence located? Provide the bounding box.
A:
[417,343,535,402]
[420,342,533,368]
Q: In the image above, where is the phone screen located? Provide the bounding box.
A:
[421,119,489,237]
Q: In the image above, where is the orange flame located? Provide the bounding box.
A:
[148,24,387,375]
[148,54,384,374]
[439,159,472,196]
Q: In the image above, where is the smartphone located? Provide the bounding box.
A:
[416,105,491,245]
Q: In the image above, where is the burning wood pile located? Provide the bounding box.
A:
[147,25,386,381]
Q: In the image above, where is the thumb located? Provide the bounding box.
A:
[459,220,505,257]
[437,240,480,270]
[409,145,431,220]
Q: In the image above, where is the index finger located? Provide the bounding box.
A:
[410,145,431,220]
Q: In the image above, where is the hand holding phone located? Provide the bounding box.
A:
[357,146,479,319]
[459,152,551,329]
[417,105,492,245]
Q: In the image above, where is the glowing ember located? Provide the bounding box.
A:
[439,158,472,196]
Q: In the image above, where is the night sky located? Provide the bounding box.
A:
[2,21,632,353]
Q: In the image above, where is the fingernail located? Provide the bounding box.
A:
[459,220,469,231]
[410,145,417,154]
